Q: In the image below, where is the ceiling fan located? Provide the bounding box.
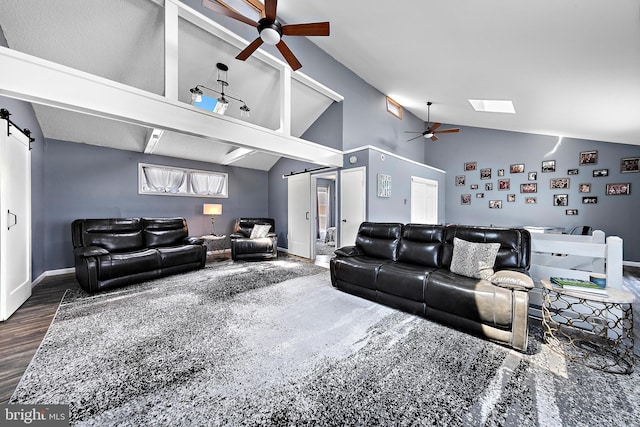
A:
[405,102,460,142]
[202,0,330,71]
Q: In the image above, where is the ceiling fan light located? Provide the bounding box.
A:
[423,133,434,139]
[260,27,281,45]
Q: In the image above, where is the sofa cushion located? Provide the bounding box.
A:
[397,224,444,267]
[355,222,403,260]
[74,218,144,252]
[142,217,188,248]
[377,262,436,301]
[250,224,272,239]
[157,245,206,268]
[97,249,159,280]
[425,270,513,329]
[331,256,387,290]
[450,238,500,280]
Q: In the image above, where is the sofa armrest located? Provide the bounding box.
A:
[488,270,534,291]
[230,232,245,240]
[74,246,109,258]
[184,236,205,245]
[334,245,363,257]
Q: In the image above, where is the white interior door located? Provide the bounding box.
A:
[410,176,438,224]
[288,173,311,258]
[1,120,32,321]
[340,167,366,247]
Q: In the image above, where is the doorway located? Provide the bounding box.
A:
[410,176,438,224]
[312,171,338,262]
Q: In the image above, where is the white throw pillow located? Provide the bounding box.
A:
[249,224,271,239]
[450,237,500,279]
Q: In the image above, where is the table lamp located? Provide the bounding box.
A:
[203,203,222,235]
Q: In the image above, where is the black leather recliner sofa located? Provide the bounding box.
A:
[72,217,207,293]
[330,222,533,351]
[230,218,278,260]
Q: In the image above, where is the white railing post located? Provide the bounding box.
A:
[605,236,623,289]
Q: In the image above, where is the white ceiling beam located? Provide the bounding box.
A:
[278,66,291,135]
[164,0,180,100]
[144,128,165,154]
[0,47,342,167]
[221,147,254,165]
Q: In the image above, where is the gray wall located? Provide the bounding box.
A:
[423,125,640,262]
[43,139,268,270]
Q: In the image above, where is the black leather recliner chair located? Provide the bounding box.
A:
[230,218,278,260]
[72,217,207,292]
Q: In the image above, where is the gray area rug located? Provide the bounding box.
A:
[11,258,640,426]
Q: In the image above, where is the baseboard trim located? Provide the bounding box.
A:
[32,268,75,287]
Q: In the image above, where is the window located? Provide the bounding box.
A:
[139,163,228,198]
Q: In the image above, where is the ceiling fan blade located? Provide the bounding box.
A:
[265,0,278,21]
[428,122,442,132]
[431,135,439,142]
[236,37,263,61]
[282,22,330,37]
[202,0,258,27]
[406,135,424,142]
[404,131,424,134]
[434,128,460,134]
[276,40,302,70]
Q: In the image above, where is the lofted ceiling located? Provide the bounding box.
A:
[0,0,336,171]
[276,0,640,147]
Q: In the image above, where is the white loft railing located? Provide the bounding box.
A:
[527,229,624,317]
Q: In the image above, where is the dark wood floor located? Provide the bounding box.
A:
[1,265,639,404]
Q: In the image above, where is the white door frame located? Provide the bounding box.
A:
[410,176,439,224]
[340,166,367,248]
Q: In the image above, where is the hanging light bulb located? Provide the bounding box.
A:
[240,104,251,118]
[190,87,203,103]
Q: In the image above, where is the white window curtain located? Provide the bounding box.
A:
[142,166,186,193]
[190,172,228,196]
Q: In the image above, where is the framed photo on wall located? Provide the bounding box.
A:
[606,183,631,195]
[507,194,516,202]
[553,194,568,206]
[550,178,570,189]
[455,175,466,186]
[566,209,579,215]
[593,169,609,177]
[489,200,502,209]
[498,179,510,190]
[465,161,477,171]
[621,157,639,173]
[541,160,556,173]
[525,197,537,204]
[582,196,597,204]
[567,169,579,175]
[579,150,598,165]
[520,183,537,193]
[510,163,525,173]
[480,168,492,180]
[485,183,493,191]
[528,172,537,181]
[578,183,591,193]
[377,173,392,197]
[461,194,471,205]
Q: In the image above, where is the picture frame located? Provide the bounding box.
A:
[455,175,466,186]
[550,178,570,189]
[510,163,525,173]
[385,96,402,119]
[621,157,639,173]
[606,183,631,195]
[579,150,598,165]
[553,194,568,206]
[567,169,579,175]
[507,194,516,202]
[485,183,493,191]
[593,168,609,177]
[377,173,392,197]
[528,172,537,181]
[461,194,471,205]
[489,200,502,209]
[498,178,510,190]
[470,184,479,190]
[525,197,537,204]
[520,183,537,193]
[578,183,591,193]
[464,161,477,171]
[566,209,579,215]
[480,168,492,180]
[541,160,556,173]
[582,196,597,204]
[476,193,485,198]
[498,169,505,177]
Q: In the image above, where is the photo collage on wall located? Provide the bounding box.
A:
[458,152,636,213]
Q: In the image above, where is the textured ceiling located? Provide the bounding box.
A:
[277,0,640,146]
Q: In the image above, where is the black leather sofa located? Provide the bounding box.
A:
[330,222,533,351]
[72,217,207,293]
[230,218,278,260]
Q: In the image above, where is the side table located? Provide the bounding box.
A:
[202,235,227,260]
[540,279,635,374]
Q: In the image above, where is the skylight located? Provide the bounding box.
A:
[468,99,516,114]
